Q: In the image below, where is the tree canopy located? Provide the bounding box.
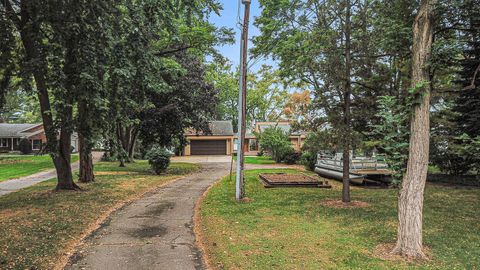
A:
[0,0,233,188]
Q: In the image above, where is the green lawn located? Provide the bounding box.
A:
[235,155,276,164]
[0,161,199,269]
[200,169,480,270]
[0,154,79,182]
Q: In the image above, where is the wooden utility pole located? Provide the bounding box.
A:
[235,0,251,201]
[342,0,352,203]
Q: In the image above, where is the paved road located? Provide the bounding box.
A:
[65,162,230,270]
[0,152,103,196]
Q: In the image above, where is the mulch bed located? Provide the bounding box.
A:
[259,173,331,188]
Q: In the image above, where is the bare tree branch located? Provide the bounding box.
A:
[352,81,376,91]
[463,63,480,91]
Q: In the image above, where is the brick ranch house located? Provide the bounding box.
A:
[182,121,306,156]
[0,123,78,153]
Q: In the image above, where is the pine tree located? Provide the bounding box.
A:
[453,3,480,138]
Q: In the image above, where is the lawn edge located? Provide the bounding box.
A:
[56,163,201,270]
[194,171,231,270]
[193,167,307,270]
[0,156,81,183]
[0,167,54,183]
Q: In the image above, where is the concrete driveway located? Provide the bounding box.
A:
[171,155,232,164]
[65,162,230,270]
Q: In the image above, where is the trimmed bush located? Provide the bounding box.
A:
[19,138,32,155]
[300,151,317,171]
[282,151,301,165]
[145,147,171,174]
[256,127,294,163]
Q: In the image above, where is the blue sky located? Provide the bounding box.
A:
[209,0,273,71]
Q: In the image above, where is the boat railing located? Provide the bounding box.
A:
[317,154,388,171]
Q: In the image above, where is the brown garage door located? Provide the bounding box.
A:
[191,140,227,155]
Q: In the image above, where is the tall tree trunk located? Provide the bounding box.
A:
[78,101,95,183]
[342,0,352,203]
[128,128,139,162]
[54,127,76,190]
[116,123,137,164]
[3,0,76,190]
[392,0,436,259]
[78,133,95,183]
[55,37,76,190]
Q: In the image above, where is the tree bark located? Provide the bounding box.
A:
[127,128,139,162]
[78,133,95,183]
[54,126,76,190]
[342,0,352,203]
[392,0,436,259]
[77,99,95,183]
[116,123,138,164]
[55,37,77,190]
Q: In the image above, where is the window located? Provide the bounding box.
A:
[32,140,42,150]
[0,138,8,147]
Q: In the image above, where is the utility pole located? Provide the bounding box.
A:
[235,0,251,202]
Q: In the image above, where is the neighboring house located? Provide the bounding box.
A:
[182,120,305,156]
[183,121,235,156]
[0,123,79,153]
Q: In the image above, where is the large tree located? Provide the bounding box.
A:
[393,0,437,259]
[283,90,312,123]
[1,0,79,189]
[246,65,289,126]
[207,58,239,129]
[254,0,386,202]
[138,52,218,149]
[103,0,232,164]
[50,1,112,183]
[452,2,480,139]
[0,8,17,115]
[1,0,232,187]
[210,63,289,131]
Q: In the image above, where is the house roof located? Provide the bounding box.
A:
[186,121,234,136]
[0,123,42,137]
[255,121,306,136]
[234,132,256,138]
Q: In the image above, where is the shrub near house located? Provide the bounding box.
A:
[19,138,32,154]
[145,147,172,174]
[257,127,298,163]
